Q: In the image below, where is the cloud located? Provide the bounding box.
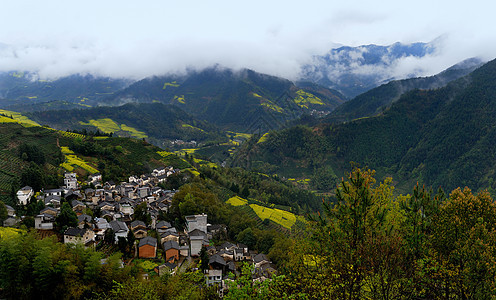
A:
[0,0,495,82]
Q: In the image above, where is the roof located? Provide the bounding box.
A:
[65,227,87,237]
[72,199,85,206]
[109,220,128,233]
[221,241,236,249]
[78,214,92,222]
[163,240,180,251]
[253,253,269,264]
[209,254,227,266]
[156,220,171,229]
[40,206,58,213]
[161,231,178,238]
[189,228,206,237]
[130,220,146,228]
[139,237,157,248]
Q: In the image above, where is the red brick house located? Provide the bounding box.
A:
[138,237,157,258]
[163,240,180,262]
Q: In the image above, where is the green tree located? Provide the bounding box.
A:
[0,201,8,224]
[55,202,78,233]
[134,202,152,226]
[425,187,496,299]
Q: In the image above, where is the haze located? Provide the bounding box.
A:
[0,0,494,80]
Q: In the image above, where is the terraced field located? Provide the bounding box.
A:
[225,195,302,230]
[0,109,40,127]
[0,227,24,239]
[226,195,248,206]
[80,118,147,139]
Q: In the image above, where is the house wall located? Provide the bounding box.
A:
[165,248,179,262]
[190,239,203,256]
[114,231,128,243]
[139,245,156,258]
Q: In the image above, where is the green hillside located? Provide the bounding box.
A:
[234,59,496,194]
[0,72,130,111]
[27,102,226,149]
[107,67,345,132]
[325,57,483,123]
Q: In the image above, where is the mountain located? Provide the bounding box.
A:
[27,103,226,149]
[106,66,345,132]
[0,72,130,111]
[234,58,496,193]
[325,57,484,123]
[299,42,436,98]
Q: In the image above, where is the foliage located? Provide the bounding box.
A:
[55,202,78,233]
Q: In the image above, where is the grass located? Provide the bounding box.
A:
[249,204,297,229]
[61,153,99,174]
[260,100,284,113]
[163,81,180,89]
[182,124,205,132]
[257,132,269,144]
[192,158,218,168]
[0,109,40,127]
[173,95,185,104]
[0,227,24,239]
[225,195,298,229]
[80,118,147,139]
[0,115,18,124]
[226,196,248,206]
[293,90,325,109]
[61,146,75,154]
[120,124,147,139]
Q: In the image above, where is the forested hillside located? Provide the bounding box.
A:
[107,67,345,132]
[0,72,130,111]
[235,59,496,193]
[325,57,483,123]
[27,102,226,148]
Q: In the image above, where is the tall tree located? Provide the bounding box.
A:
[55,202,78,233]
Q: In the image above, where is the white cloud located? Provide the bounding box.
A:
[0,0,494,80]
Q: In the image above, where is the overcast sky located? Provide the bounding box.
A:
[0,0,494,80]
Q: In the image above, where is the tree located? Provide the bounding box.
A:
[236,227,256,249]
[425,187,496,299]
[133,202,151,225]
[56,202,78,233]
[311,167,410,299]
[199,246,209,272]
[0,201,8,224]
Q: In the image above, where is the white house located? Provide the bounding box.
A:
[205,269,223,286]
[64,227,96,247]
[17,186,33,205]
[64,172,78,189]
[185,214,207,233]
[109,220,129,243]
[189,228,207,256]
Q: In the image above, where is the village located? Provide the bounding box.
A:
[3,167,277,294]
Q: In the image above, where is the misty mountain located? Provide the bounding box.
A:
[325,57,484,123]
[0,72,131,111]
[106,66,345,132]
[235,58,496,193]
[299,42,436,98]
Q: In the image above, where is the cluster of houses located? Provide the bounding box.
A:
[4,167,277,288]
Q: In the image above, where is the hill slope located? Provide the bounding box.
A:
[27,103,226,148]
[106,66,345,132]
[235,58,496,193]
[325,57,483,123]
[0,72,130,111]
